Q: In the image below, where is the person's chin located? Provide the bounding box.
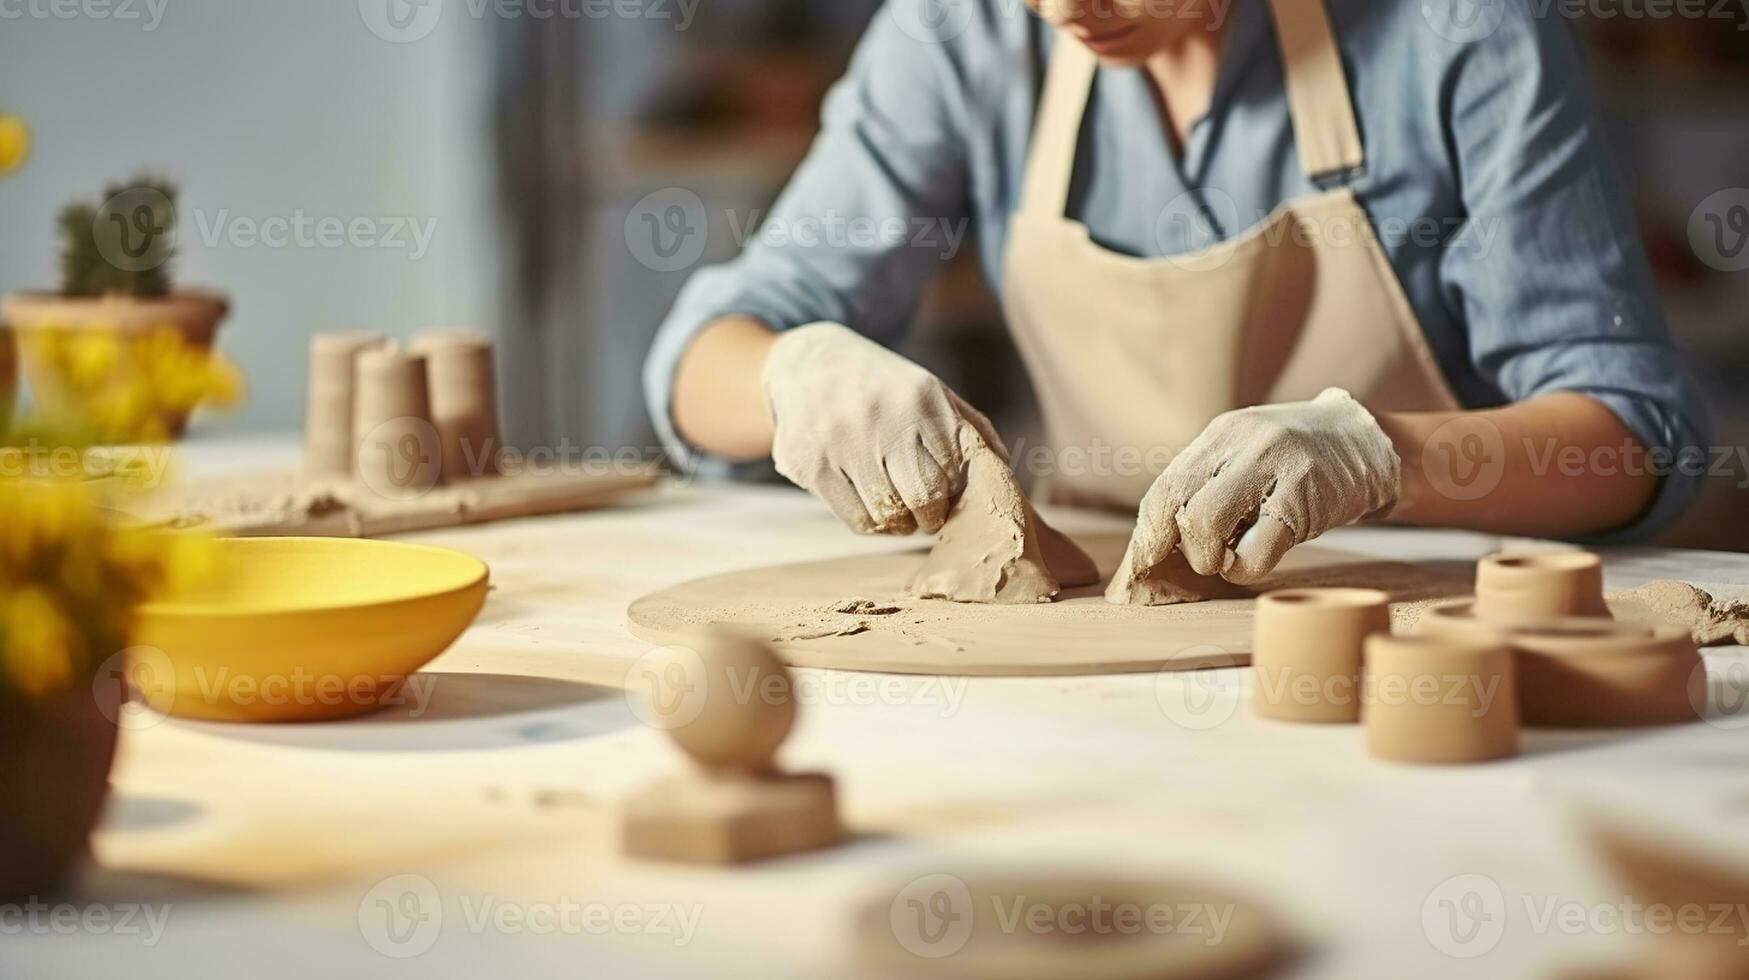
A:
[1070,28,1155,65]
[1088,47,1150,67]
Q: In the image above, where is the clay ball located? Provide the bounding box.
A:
[643,635,796,773]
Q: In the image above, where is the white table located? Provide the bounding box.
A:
[7,438,1747,980]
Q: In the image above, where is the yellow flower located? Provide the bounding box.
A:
[3,587,82,697]
[0,478,208,699]
[22,324,242,445]
[0,114,27,175]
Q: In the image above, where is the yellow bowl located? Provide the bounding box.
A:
[134,537,489,722]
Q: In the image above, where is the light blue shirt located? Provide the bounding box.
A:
[644,0,1704,538]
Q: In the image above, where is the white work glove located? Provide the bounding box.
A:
[762,322,1005,535]
[1109,388,1401,593]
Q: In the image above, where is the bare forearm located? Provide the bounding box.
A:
[1379,393,1658,537]
[672,316,778,461]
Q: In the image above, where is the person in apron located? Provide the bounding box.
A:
[645,0,1704,596]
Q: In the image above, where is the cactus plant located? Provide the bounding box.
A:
[57,175,177,298]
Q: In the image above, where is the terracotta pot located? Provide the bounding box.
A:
[1251,588,1389,724]
[1474,551,1611,624]
[1363,634,1520,764]
[0,679,120,899]
[0,289,230,438]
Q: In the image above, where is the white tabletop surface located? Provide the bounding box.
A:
[6,434,1747,980]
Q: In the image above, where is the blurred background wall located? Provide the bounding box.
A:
[0,0,501,433]
[1,0,1745,460]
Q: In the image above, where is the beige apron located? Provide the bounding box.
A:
[1001,0,1461,511]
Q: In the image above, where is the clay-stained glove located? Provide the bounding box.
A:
[1108,388,1401,599]
[762,321,1006,535]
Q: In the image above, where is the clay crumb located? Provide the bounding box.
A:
[825,598,903,616]
[1607,579,1749,647]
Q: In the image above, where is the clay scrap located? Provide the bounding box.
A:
[1108,549,1246,605]
[1607,579,1749,647]
[909,430,1099,603]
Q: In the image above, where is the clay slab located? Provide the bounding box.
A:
[627,533,1470,676]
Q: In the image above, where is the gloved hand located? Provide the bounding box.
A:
[1108,388,1401,597]
[762,321,1005,535]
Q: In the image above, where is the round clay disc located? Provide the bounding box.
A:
[627,534,1468,677]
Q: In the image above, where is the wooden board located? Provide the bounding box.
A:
[132,464,661,537]
[626,533,1471,676]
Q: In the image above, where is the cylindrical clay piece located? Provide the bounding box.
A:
[1364,635,1519,764]
[352,344,442,500]
[304,331,384,477]
[1508,622,1703,728]
[1417,600,1648,643]
[411,330,500,481]
[1252,588,1390,723]
[1474,551,1611,624]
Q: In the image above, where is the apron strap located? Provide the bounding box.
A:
[1017,30,1099,218]
[1267,0,1366,184]
[1017,0,1365,218]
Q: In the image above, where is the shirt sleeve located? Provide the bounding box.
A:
[1435,0,1706,540]
[642,2,974,475]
